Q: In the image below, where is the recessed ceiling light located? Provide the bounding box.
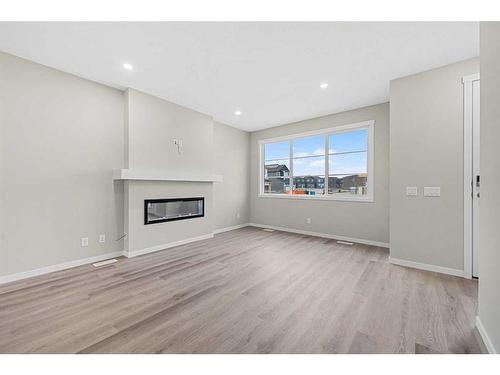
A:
[123,63,133,71]
[320,83,329,89]
[235,110,242,116]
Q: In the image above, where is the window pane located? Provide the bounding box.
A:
[264,141,289,161]
[264,177,290,194]
[292,155,325,196]
[329,151,367,196]
[292,135,325,158]
[264,160,290,194]
[329,152,367,175]
[292,176,325,196]
[293,155,325,176]
[328,175,367,196]
[329,129,368,154]
[265,159,290,178]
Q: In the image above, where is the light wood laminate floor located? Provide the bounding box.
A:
[0,227,481,353]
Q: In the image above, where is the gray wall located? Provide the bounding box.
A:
[123,89,215,254]
[125,181,213,255]
[0,47,484,293]
[213,122,250,230]
[249,103,390,244]
[0,52,125,276]
[125,88,214,172]
[478,22,500,352]
[389,58,479,271]
[0,54,252,276]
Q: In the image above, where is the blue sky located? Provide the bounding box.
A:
[265,129,367,176]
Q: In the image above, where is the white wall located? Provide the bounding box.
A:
[249,103,390,245]
[213,122,250,230]
[389,58,479,272]
[478,22,500,353]
[0,52,125,277]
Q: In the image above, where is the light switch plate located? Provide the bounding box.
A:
[81,237,89,247]
[424,187,441,197]
[406,186,418,196]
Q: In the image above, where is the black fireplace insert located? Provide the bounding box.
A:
[144,197,204,225]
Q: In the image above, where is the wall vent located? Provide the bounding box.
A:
[337,240,354,245]
[93,259,118,267]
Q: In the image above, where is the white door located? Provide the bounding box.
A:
[472,79,480,278]
[463,74,480,278]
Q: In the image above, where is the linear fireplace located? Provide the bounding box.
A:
[144,197,204,225]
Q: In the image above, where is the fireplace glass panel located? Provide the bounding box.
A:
[144,198,204,225]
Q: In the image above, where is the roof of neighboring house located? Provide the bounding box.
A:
[330,173,367,179]
[264,164,290,173]
[294,175,325,180]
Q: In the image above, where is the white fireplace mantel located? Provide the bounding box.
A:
[113,169,223,183]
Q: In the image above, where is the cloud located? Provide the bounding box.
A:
[293,146,325,158]
[292,154,367,176]
[293,157,325,175]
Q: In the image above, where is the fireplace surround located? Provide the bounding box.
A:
[144,197,204,225]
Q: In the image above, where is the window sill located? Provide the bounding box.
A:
[257,194,374,203]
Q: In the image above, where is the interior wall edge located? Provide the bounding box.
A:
[475,316,498,354]
[248,223,390,248]
[213,223,251,234]
[124,233,214,258]
[0,250,126,285]
[388,256,466,278]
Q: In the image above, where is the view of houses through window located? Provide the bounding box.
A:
[262,126,370,198]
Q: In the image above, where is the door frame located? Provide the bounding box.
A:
[462,73,480,279]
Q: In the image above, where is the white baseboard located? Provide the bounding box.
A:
[0,223,385,284]
[248,223,390,248]
[389,257,465,277]
[0,226,239,284]
[0,223,392,285]
[213,223,250,234]
[476,316,497,354]
[0,250,125,285]
[125,233,214,258]
[0,232,215,284]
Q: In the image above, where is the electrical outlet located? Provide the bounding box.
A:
[306,218,311,224]
[81,237,89,247]
[99,234,106,243]
[236,213,241,219]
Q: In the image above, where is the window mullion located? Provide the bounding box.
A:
[324,135,329,195]
[261,143,264,195]
[289,140,293,194]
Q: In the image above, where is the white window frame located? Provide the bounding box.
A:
[258,120,375,202]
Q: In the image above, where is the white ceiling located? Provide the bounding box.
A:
[0,22,479,131]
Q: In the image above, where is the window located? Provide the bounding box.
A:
[328,128,368,197]
[264,141,290,194]
[259,121,374,201]
[292,135,325,196]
